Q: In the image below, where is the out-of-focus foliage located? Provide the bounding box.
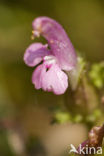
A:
[89,62,104,89]
[54,110,71,124]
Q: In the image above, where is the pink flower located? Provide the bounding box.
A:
[24,17,77,95]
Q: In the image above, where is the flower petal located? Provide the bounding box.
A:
[32,64,44,89]
[32,63,68,94]
[41,64,68,95]
[24,43,50,67]
[32,17,77,71]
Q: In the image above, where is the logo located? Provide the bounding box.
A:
[69,144,103,155]
[69,144,78,154]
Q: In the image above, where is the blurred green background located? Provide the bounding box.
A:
[0,0,104,156]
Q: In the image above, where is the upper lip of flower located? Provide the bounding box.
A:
[32,16,77,71]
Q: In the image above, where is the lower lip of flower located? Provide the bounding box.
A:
[43,55,57,66]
